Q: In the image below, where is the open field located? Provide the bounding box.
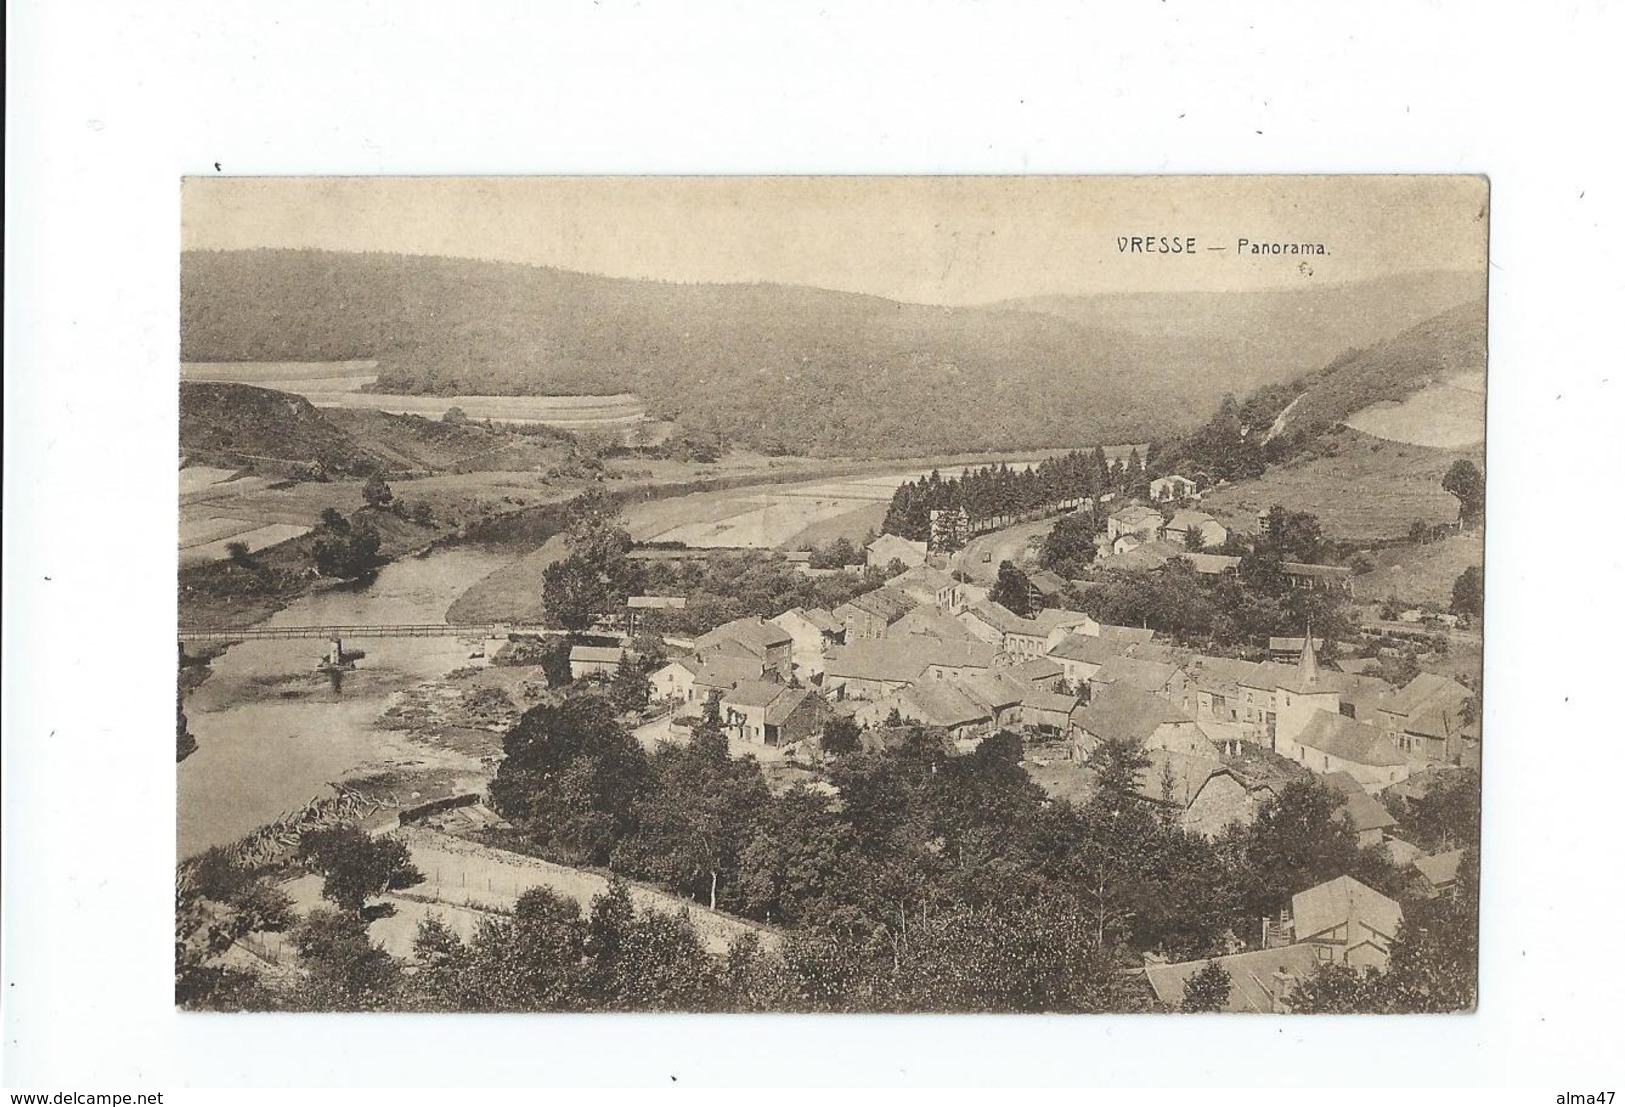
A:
[182,361,646,428]
[1201,429,1480,542]
[181,523,313,566]
[1352,530,1484,608]
[1344,371,1486,449]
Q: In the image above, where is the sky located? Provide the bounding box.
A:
[182,176,1487,305]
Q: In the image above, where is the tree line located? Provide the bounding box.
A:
[881,448,1150,547]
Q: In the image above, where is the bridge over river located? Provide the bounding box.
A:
[178,623,696,651]
[177,623,556,643]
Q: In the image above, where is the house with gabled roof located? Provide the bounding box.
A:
[1088,654,1193,712]
[865,533,928,570]
[719,681,833,747]
[855,680,991,739]
[886,607,979,643]
[769,607,845,679]
[822,638,997,701]
[1412,848,1466,898]
[692,616,794,679]
[1069,683,1214,760]
[1046,631,1132,686]
[1107,504,1164,543]
[1161,509,1228,550]
[1289,875,1404,971]
[1324,772,1400,847]
[1280,711,1411,791]
[833,586,917,641]
[1375,672,1477,766]
[1149,474,1198,503]
[889,563,964,612]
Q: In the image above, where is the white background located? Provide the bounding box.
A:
[5,0,1623,1089]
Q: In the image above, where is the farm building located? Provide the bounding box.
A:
[569,645,625,680]
[1289,876,1404,971]
[1149,474,1198,502]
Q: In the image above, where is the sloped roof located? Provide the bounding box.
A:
[1189,655,1263,693]
[885,608,978,642]
[1385,672,1474,739]
[1021,689,1080,715]
[1165,509,1219,532]
[693,616,792,656]
[1292,875,1403,944]
[867,533,927,556]
[958,670,1030,711]
[965,601,1031,635]
[1336,789,1399,835]
[1295,711,1409,768]
[1321,771,1369,798]
[825,638,997,684]
[1028,608,1097,633]
[1026,569,1070,594]
[1111,505,1162,525]
[1098,540,1188,572]
[689,654,767,689]
[569,645,624,664]
[722,679,794,709]
[1074,682,1194,743]
[1007,656,1065,685]
[1413,849,1465,889]
[1098,624,1157,647]
[773,606,844,636]
[897,681,991,729]
[1138,750,1234,807]
[891,564,958,594]
[1047,632,1128,666]
[1187,552,1242,575]
[835,586,916,623]
[1093,655,1182,693]
[628,595,687,610]
[1144,945,1320,1013]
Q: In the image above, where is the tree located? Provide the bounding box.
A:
[1450,564,1483,618]
[488,694,651,865]
[1039,512,1098,576]
[1231,780,1361,924]
[441,406,468,425]
[297,826,424,914]
[362,472,394,508]
[1086,736,1152,804]
[1180,960,1233,1012]
[311,512,382,579]
[821,716,862,757]
[990,561,1034,616]
[1442,460,1484,524]
[292,909,401,1010]
[611,660,651,712]
[1258,505,1329,564]
[225,540,253,566]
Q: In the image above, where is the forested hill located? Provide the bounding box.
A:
[182,249,1480,457]
[999,269,1484,402]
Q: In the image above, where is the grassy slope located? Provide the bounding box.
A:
[1351,530,1484,608]
[1200,426,1483,542]
[1274,298,1487,440]
[182,250,1481,457]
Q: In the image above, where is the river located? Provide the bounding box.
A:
[177,545,518,859]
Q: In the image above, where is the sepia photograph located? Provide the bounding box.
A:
[172,175,1488,1015]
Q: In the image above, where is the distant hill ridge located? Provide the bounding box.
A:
[182,248,1482,456]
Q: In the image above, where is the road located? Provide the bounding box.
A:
[952,516,1065,583]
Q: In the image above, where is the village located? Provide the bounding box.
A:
[540,471,1481,1012]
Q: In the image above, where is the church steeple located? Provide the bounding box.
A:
[1298,623,1320,687]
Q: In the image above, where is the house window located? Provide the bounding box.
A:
[1315,945,1332,962]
